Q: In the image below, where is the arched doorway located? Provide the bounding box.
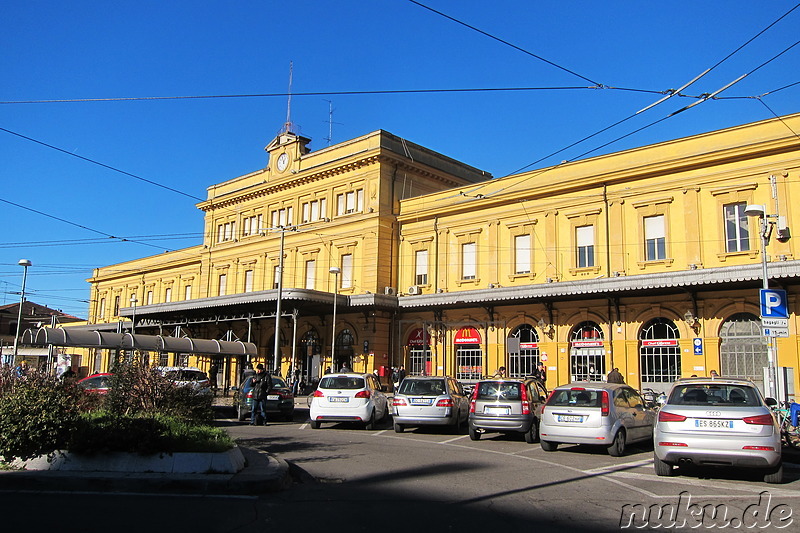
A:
[299,329,321,383]
[507,324,540,378]
[334,329,355,371]
[570,321,605,381]
[455,326,482,380]
[720,313,767,393]
[640,318,681,392]
[407,328,431,375]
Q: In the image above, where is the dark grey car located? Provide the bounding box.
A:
[392,376,469,432]
[468,377,548,443]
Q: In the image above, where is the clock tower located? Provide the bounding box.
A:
[265,127,311,177]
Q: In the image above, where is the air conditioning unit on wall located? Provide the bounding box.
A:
[384,286,396,296]
[407,285,421,295]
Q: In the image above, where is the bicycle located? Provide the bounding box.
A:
[772,401,800,449]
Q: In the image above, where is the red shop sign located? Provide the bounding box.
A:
[407,328,431,346]
[454,327,482,345]
[641,339,679,347]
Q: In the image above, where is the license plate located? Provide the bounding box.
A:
[557,415,583,423]
[267,394,280,400]
[485,406,510,416]
[695,419,734,429]
[329,396,349,403]
[410,398,433,405]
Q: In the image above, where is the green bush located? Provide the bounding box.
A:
[0,369,82,461]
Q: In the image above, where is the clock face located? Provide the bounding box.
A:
[276,153,289,172]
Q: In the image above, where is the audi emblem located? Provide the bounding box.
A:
[705,410,721,417]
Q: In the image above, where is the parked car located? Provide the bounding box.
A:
[468,377,548,443]
[653,377,782,483]
[76,372,113,394]
[231,374,295,422]
[539,382,656,456]
[157,366,212,394]
[392,376,469,433]
[309,373,388,429]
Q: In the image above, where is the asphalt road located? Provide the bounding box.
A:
[5,404,800,532]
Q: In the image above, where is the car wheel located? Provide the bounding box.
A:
[653,455,674,477]
[540,440,558,452]
[524,420,539,444]
[607,430,626,457]
[310,420,320,429]
[469,425,480,441]
[394,422,404,433]
[365,410,376,430]
[764,463,784,484]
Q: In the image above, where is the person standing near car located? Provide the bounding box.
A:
[250,364,271,426]
[607,367,625,384]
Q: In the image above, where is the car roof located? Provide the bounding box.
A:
[325,373,368,377]
[671,377,757,386]
[554,382,632,391]
[78,373,113,381]
[157,366,203,372]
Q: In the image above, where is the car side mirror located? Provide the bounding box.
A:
[765,397,778,407]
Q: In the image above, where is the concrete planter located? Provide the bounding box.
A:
[16,446,245,474]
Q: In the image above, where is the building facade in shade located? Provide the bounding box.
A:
[83,114,800,397]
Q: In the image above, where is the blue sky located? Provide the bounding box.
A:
[2,1,798,318]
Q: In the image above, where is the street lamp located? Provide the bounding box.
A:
[329,266,340,371]
[744,204,777,399]
[130,295,138,335]
[12,259,32,365]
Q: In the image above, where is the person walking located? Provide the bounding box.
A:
[250,364,271,426]
[208,363,219,394]
[492,366,508,379]
[607,367,625,384]
[535,361,547,383]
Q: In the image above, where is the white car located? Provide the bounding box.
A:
[309,373,389,429]
[156,366,212,395]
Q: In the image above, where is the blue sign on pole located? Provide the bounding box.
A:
[693,338,703,355]
[760,289,789,318]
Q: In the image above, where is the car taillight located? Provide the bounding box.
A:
[355,390,371,399]
[601,390,609,416]
[246,391,253,399]
[658,410,687,422]
[436,398,453,407]
[541,390,555,415]
[743,445,776,451]
[520,385,530,415]
[313,390,324,398]
[392,397,407,406]
[743,414,774,425]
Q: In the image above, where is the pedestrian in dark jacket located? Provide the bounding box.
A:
[607,368,625,384]
[250,364,271,425]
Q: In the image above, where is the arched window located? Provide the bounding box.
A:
[507,324,540,378]
[720,313,767,392]
[639,318,680,387]
[570,321,605,381]
[334,329,355,371]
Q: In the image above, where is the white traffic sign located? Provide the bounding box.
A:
[762,327,789,338]
[762,318,789,328]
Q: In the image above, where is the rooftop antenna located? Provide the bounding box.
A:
[282,61,296,135]
[323,99,344,146]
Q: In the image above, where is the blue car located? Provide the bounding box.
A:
[232,375,295,422]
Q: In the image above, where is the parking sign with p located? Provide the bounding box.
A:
[760,289,788,319]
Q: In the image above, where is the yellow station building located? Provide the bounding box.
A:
[78,113,800,398]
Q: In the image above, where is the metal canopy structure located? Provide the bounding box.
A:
[21,327,257,356]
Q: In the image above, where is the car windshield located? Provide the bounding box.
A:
[547,388,603,407]
[398,379,446,396]
[165,370,207,381]
[271,376,288,388]
[319,376,365,389]
[476,381,521,401]
[668,384,761,406]
[79,376,110,389]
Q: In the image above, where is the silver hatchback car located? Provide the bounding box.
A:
[468,378,548,443]
[539,383,656,456]
[392,376,469,432]
[653,377,782,483]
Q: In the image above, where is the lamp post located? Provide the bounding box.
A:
[130,295,138,335]
[744,204,777,399]
[329,266,340,371]
[12,259,32,365]
[273,227,288,373]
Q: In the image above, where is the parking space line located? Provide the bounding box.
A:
[582,458,653,475]
[372,429,389,436]
[438,435,470,444]
[606,470,800,498]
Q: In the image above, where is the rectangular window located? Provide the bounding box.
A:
[164,288,172,303]
[644,215,666,261]
[301,199,327,223]
[242,214,263,237]
[271,208,293,228]
[576,225,595,268]
[305,260,316,290]
[99,298,106,319]
[244,270,254,293]
[462,242,477,280]
[724,203,750,253]
[336,190,362,216]
[113,296,120,315]
[514,234,531,274]
[146,290,153,305]
[415,250,428,285]
[273,265,280,289]
[184,285,191,300]
[341,254,353,288]
[218,274,227,296]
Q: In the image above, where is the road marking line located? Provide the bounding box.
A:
[606,470,800,498]
[439,435,470,444]
[582,458,653,475]
[372,429,389,436]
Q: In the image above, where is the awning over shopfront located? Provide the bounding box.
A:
[21,327,257,356]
